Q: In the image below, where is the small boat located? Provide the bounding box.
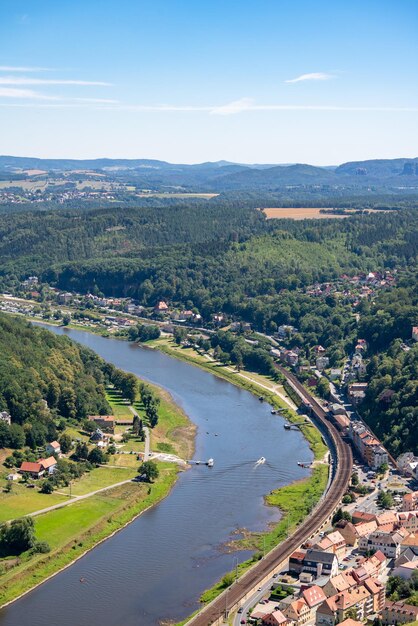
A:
[284,423,291,429]
[207,458,214,467]
[271,409,277,414]
[258,396,264,402]
[256,456,266,464]
[196,461,200,465]
[214,433,219,436]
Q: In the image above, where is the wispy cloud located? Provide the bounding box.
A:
[285,72,335,83]
[0,87,59,100]
[0,97,417,114]
[0,77,112,86]
[210,97,255,116]
[0,66,52,72]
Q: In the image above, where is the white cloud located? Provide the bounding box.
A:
[0,77,111,86]
[210,97,254,116]
[0,87,59,100]
[0,66,52,72]
[1,97,417,114]
[285,72,335,83]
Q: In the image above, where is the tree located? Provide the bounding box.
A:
[59,432,72,454]
[173,327,187,345]
[0,517,35,555]
[40,479,54,494]
[75,441,89,460]
[88,447,106,466]
[62,313,71,326]
[140,460,159,482]
[377,490,394,509]
[4,480,13,493]
[332,507,352,526]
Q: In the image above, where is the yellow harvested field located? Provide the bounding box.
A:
[263,207,349,220]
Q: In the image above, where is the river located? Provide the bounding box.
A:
[0,327,312,626]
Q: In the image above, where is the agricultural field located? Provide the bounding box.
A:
[263,207,348,220]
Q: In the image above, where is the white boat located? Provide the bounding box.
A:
[207,458,214,467]
[256,456,266,464]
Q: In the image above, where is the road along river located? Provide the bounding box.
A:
[0,327,313,626]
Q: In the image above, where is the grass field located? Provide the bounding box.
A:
[0,485,68,523]
[137,382,195,460]
[0,463,178,606]
[57,466,137,497]
[105,387,133,421]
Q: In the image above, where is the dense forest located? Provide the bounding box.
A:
[358,282,418,455]
[0,201,416,457]
[0,314,111,449]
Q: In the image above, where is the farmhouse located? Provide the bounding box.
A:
[88,415,115,433]
[19,461,45,479]
[38,456,57,474]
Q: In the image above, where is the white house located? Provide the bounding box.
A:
[45,441,61,456]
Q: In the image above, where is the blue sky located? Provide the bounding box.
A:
[1,0,417,163]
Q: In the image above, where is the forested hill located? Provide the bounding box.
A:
[0,206,416,310]
[0,314,110,448]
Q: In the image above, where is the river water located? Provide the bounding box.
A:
[0,327,312,626]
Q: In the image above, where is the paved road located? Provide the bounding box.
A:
[185,366,352,626]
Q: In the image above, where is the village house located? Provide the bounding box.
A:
[358,530,404,559]
[316,586,373,626]
[352,511,375,524]
[45,440,61,456]
[0,410,11,425]
[19,461,45,479]
[314,531,346,558]
[38,456,58,475]
[392,560,418,580]
[316,356,330,371]
[323,572,357,597]
[88,415,115,434]
[301,585,327,621]
[289,550,307,575]
[382,600,418,625]
[362,577,386,612]
[335,520,378,547]
[397,510,418,533]
[262,609,288,626]
[282,598,311,626]
[395,545,418,568]
[347,383,368,405]
[154,301,169,313]
[401,491,418,511]
[301,549,339,579]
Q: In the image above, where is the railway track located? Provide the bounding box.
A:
[186,366,352,626]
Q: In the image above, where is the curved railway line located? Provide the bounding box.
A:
[186,365,352,626]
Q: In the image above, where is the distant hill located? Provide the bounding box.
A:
[335,157,418,178]
[1,155,417,192]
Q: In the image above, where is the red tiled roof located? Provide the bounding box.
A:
[38,456,57,469]
[88,415,115,422]
[20,461,42,473]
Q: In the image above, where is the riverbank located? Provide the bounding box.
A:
[1,317,329,619]
[0,372,194,608]
[148,336,327,462]
[0,464,179,607]
[142,338,330,614]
